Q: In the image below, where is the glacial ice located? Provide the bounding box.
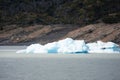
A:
[16,38,120,54]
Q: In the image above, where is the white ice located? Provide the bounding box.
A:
[87,41,120,53]
[16,38,120,54]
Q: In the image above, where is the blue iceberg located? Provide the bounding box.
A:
[16,38,120,54]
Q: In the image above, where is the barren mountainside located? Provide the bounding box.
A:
[0,23,120,45]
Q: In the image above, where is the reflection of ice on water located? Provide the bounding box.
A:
[16,38,120,54]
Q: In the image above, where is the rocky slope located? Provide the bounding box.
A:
[0,23,120,45]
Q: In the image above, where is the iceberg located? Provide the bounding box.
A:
[87,41,120,53]
[16,38,120,54]
[57,39,88,53]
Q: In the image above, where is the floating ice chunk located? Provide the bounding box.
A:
[16,49,26,53]
[26,44,47,53]
[97,41,119,48]
[16,38,120,54]
[87,41,120,53]
[58,40,88,53]
[33,47,47,54]
[103,42,119,48]
[74,40,88,53]
[44,42,58,53]
[57,38,74,47]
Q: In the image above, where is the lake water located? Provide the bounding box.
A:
[0,46,120,80]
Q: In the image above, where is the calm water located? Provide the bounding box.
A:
[0,53,120,80]
[0,45,120,80]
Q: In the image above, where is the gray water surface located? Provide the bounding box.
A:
[0,53,120,80]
